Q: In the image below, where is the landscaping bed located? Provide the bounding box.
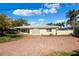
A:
[47,49,79,56]
[0,34,22,43]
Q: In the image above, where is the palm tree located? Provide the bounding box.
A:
[66,9,79,28]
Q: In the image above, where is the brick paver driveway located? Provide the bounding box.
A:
[0,35,79,56]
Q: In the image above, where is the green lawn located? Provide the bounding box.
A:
[0,34,22,43]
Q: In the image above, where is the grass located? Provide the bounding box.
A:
[47,50,79,56]
[0,34,22,43]
[47,51,72,56]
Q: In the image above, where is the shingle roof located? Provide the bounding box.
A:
[14,25,59,29]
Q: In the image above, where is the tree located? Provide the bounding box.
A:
[76,21,79,26]
[12,18,28,27]
[54,22,65,28]
[47,23,54,25]
[0,14,12,30]
[47,22,65,27]
[0,14,12,36]
[66,9,79,28]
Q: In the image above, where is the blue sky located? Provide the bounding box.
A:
[0,3,79,24]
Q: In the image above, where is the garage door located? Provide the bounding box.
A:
[32,29,40,35]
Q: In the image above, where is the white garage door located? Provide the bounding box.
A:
[32,29,40,35]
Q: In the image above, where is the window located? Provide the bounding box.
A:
[47,28,52,32]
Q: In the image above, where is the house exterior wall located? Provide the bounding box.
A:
[29,28,56,35]
[29,29,33,35]
[29,29,73,35]
[40,29,56,35]
[57,30,73,35]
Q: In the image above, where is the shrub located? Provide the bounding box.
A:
[0,28,19,37]
[0,34,22,43]
[71,50,79,56]
[0,30,6,36]
[5,34,21,38]
[73,27,79,37]
[6,29,19,34]
[47,51,72,56]
[0,36,11,43]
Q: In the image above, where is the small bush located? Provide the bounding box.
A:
[6,29,19,34]
[0,34,22,43]
[47,50,79,56]
[71,50,79,56]
[73,27,79,37]
[47,51,72,56]
[0,29,19,37]
[0,36,11,43]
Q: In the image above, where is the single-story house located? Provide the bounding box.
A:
[14,25,59,35]
[14,24,73,35]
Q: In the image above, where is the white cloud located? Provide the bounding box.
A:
[44,3,60,14]
[33,10,42,15]
[13,9,33,16]
[55,20,66,23]
[13,9,57,16]
[43,9,49,14]
[38,18,45,22]
[49,8,57,13]
[44,4,51,8]
[13,9,42,16]
[30,18,45,25]
[44,3,60,8]
[13,4,60,16]
[30,21,36,25]
[43,8,57,14]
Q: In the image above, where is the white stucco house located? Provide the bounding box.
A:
[14,24,73,35]
[14,24,59,35]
